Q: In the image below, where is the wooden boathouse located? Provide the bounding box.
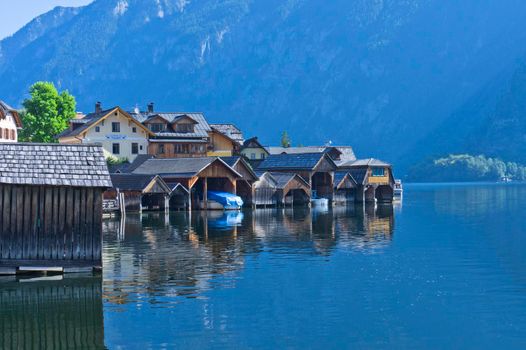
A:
[106,174,173,213]
[333,171,358,204]
[252,171,311,207]
[221,156,259,206]
[338,158,395,203]
[257,152,336,201]
[132,157,242,210]
[0,143,111,274]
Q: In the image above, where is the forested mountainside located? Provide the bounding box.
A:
[2,0,526,175]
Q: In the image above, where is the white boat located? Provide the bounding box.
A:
[393,179,403,200]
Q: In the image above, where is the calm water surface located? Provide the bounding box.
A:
[2,183,526,349]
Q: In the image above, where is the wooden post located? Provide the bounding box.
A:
[203,177,208,210]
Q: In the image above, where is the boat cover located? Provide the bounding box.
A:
[207,191,244,209]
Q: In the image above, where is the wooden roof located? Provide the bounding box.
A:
[0,143,111,187]
[257,152,337,172]
[132,157,242,179]
[0,100,22,128]
[110,174,171,193]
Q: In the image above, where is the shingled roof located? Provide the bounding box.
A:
[132,157,242,178]
[130,111,211,138]
[210,124,244,144]
[0,143,111,187]
[268,172,310,189]
[340,158,391,167]
[110,174,171,193]
[257,152,336,171]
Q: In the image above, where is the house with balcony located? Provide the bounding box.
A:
[57,103,152,161]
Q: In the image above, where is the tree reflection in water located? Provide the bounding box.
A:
[102,204,394,306]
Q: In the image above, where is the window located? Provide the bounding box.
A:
[95,126,100,132]
[10,130,15,140]
[3,129,8,139]
[132,127,137,133]
[158,144,165,154]
[175,123,194,133]
[112,143,120,154]
[0,128,3,139]
[131,143,139,154]
[261,153,266,159]
[251,153,256,160]
[140,145,143,151]
[372,168,385,177]
[112,122,120,132]
[150,123,165,132]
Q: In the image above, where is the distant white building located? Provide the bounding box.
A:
[0,101,23,142]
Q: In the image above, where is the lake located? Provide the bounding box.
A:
[1,183,526,349]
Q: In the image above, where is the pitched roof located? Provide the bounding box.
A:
[110,154,155,173]
[347,168,368,185]
[257,152,336,171]
[220,156,258,181]
[334,171,357,188]
[268,172,310,189]
[340,158,391,168]
[110,174,170,193]
[210,124,244,144]
[132,157,241,178]
[0,100,22,128]
[130,111,211,138]
[266,145,356,165]
[242,137,267,150]
[57,107,152,139]
[0,143,111,187]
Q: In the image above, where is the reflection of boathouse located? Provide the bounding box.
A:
[0,276,104,348]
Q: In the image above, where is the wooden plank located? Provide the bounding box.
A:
[23,186,31,259]
[92,189,103,263]
[65,188,74,260]
[79,188,87,260]
[12,186,21,260]
[51,187,60,260]
[44,187,53,260]
[85,189,94,261]
[73,188,81,260]
[28,186,39,259]
[37,186,45,259]
[58,187,66,260]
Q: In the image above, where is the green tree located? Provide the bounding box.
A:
[280,131,291,148]
[19,82,76,143]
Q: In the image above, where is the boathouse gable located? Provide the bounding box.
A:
[0,143,111,274]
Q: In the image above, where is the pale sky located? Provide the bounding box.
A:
[0,0,93,40]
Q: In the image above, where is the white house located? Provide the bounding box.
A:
[57,103,153,161]
[0,101,23,142]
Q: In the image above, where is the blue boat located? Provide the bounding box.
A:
[201,191,244,210]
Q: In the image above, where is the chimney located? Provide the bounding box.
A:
[95,101,102,113]
[147,102,154,113]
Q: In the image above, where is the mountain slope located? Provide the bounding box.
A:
[2,0,526,171]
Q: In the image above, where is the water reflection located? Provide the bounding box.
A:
[0,275,105,349]
[102,205,394,304]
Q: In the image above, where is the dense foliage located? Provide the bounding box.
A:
[409,154,526,182]
[19,82,76,143]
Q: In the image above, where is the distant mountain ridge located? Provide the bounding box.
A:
[2,0,526,174]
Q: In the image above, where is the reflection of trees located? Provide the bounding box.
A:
[0,276,105,349]
[102,205,395,304]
